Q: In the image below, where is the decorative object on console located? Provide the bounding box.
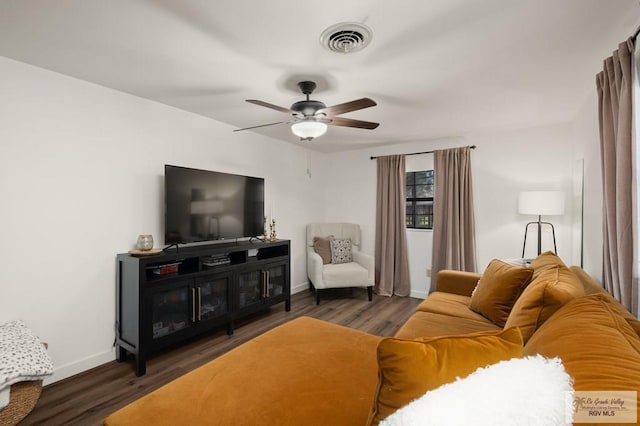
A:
[136,234,154,251]
[518,191,565,257]
[269,219,277,241]
[263,216,268,240]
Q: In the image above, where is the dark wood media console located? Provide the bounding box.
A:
[115,239,291,376]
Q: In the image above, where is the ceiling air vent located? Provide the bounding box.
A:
[320,22,372,54]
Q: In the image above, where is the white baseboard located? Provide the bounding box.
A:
[410,290,427,299]
[45,348,115,385]
[291,281,311,295]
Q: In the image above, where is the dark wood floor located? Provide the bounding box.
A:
[22,289,421,425]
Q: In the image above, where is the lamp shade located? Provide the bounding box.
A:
[291,120,327,139]
[518,191,565,216]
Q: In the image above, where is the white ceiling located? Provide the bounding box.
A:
[0,0,637,153]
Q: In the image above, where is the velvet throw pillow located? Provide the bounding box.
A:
[504,254,584,344]
[468,259,533,327]
[368,328,523,425]
[330,238,353,264]
[313,235,333,264]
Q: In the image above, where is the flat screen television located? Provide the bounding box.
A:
[164,165,264,244]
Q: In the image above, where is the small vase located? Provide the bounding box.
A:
[137,235,154,251]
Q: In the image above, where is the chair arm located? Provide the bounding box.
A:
[435,270,481,296]
[352,249,375,284]
[307,249,324,288]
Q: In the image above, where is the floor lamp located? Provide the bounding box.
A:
[518,191,565,258]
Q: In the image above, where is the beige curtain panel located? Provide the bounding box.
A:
[596,38,637,314]
[375,155,410,296]
[431,146,477,290]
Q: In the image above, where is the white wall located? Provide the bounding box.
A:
[0,57,324,383]
[468,124,575,268]
[570,91,604,282]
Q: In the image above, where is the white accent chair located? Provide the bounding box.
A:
[306,223,375,305]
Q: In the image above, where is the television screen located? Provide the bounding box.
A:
[164,165,264,244]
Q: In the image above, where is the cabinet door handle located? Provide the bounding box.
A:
[191,288,196,323]
[266,270,270,297]
[197,287,202,321]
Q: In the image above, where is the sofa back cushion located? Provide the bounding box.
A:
[368,328,523,425]
[468,259,533,327]
[569,265,609,295]
[529,251,564,278]
[524,293,640,425]
[503,252,584,343]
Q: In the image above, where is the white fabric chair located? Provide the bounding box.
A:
[306,223,375,305]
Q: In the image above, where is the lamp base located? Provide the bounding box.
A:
[521,216,557,258]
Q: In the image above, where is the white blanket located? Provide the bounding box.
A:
[0,320,53,409]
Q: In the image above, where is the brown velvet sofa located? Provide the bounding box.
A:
[104,252,640,425]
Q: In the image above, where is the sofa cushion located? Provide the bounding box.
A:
[104,317,382,426]
[530,251,564,275]
[525,293,640,425]
[330,238,353,264]
[368,328,523,425]
[313,235,333,264]
[433,270,482,296]
[525,293,640,386]
[468,259,533,327]
[415,292,491,322]
[569,265,609,296]
[379,356,573,426]
[394,311,500,339]
[503,254,584,343]
[322,261,369,288]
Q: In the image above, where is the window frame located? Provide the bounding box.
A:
[406,170,434,230]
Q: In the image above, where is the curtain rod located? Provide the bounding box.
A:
[369,145,476,160]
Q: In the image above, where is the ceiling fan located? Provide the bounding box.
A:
[234,81,379,141]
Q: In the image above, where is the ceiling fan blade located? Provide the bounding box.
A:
[319,98,377,116]
[329,116,379,130]
[233,121,289,132]
[246,99,294,114]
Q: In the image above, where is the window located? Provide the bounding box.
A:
[406,170,434,229]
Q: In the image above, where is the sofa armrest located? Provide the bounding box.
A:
[307,249,324,288]
[435,270,481,296]
[352,249,375,285]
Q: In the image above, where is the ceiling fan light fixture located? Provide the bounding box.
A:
[291,120,327,141]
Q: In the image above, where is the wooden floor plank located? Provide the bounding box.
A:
[21,290,421,425]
